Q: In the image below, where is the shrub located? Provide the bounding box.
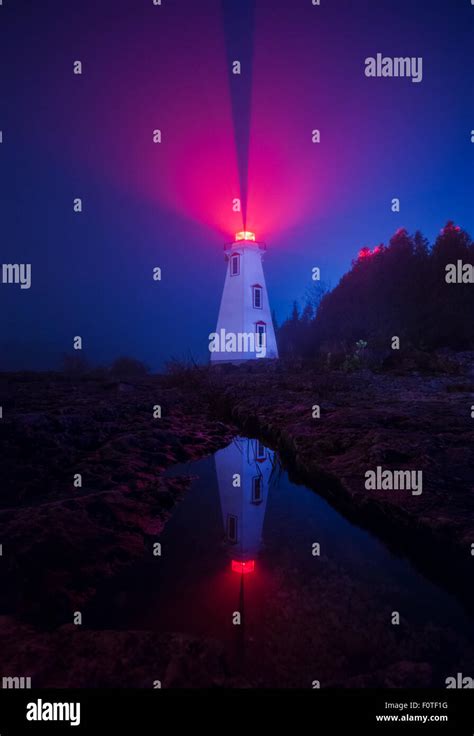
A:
[110,356,149,378]
[62,353,90,376]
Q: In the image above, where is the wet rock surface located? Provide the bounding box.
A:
[0,617,242,688]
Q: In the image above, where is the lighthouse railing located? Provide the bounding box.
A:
[224,241,267,252]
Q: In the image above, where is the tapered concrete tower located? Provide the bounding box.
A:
[210,231,279,362]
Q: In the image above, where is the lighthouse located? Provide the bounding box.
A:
[209,231,279,362]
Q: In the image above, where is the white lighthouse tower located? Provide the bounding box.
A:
[210,231,279,363]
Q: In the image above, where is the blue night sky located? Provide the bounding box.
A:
[1,0,473,370]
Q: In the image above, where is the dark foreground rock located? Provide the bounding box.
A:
[0,617,245,688]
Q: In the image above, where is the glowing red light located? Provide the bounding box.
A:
[231,559,255,574]
[441,223,461,234]
[358,245,383,260]
[235,231,256,242]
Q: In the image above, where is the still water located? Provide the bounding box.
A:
[104,437,474,687]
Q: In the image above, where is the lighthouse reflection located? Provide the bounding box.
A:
[215,437,275,575]
[134,436,277,663]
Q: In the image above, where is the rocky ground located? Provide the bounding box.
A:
[1,353,473,687]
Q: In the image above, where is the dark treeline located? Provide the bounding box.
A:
[277,222,474,360]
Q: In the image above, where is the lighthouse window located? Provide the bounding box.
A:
[252,476,263,504]
[230,254,240,276]
[256,322,266,348]
[252,285,262,308]
[227,514,238,543]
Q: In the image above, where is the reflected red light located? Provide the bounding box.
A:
[231,560,255,574]
[235,231,256,242]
